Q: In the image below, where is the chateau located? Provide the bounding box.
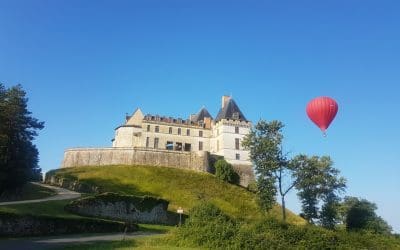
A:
[112,95,252,166]
[61,95,254,186]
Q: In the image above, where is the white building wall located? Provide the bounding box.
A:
[212,120,252,165]
[113,126,142,147]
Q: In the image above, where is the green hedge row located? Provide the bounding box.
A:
[170,203,400,250]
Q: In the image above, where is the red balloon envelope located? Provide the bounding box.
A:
[306,97,338,135]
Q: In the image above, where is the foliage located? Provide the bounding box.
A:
[255,175,276,211]
[291,155,346,227]
[46,165,305,224]
[0,84,44,193]
[340,196,393,234]
[208,154,224,174]
[169,202,400,250]
[242,120,296,221]
[173,202,238,249]
[214,159,239,184]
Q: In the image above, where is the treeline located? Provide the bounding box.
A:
[0,84,44,194]
[240,120,393,234]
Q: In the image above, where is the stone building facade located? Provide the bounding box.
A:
[62,96,255,186]
[112,95,252,166]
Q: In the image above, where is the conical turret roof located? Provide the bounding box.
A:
[192,107,213,122]
[215,98,248,122]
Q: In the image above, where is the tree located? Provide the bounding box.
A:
[242,120,296,221]
[214,159,239,184]
[340,196,392,234]
[291,155,346,227]
[0,84,44,193]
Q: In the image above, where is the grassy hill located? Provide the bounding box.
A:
[0,182,56,202]
[46,165,305,225]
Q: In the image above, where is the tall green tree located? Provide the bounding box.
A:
[243,120,296,221]
[0,84,44,193]
[291,155,346,227]
[340,196,392,234]
[214,159,239,184]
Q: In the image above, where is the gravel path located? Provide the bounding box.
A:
[0,182,81,206]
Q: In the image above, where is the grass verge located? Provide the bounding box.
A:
[0,182,56,202]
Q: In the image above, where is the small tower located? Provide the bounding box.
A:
[211,96,252,166]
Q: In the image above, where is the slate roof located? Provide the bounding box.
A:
[215,98,248,122]
[192,107,213,122]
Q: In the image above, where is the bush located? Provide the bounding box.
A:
[170,203,400,249]
[173,203,238,249]
[215,159,239,184]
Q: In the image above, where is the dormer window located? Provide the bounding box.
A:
[232,112,239,120]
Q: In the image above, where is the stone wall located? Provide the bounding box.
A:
[232,164,256,187]
[60,147,255,187]
[65,193,171,225]
[62,147,209,172]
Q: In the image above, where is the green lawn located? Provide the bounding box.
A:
[62,235,201,250]
[0,199,81,218]
[47,165,305,225]
[0,182,56,202]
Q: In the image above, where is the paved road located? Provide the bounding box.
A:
[0,232,160,250]
[0,182,81,206]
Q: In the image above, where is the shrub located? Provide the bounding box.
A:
[214,159,239,184]
[170,203,400,249]
[173,203,238,249]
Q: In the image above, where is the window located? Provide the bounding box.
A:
[186,129,190,136]
[178,128,181,135]
[236,153,240,160]
[155,126,159,133]
[235,138,240,150]
[233,112,239,120]
[199,141,203,151]
[199,130,203,137]
[154,138,159,149]
[175,142,182,151]
[169,127,172,134]
[184,143,191,152]
[235,126,239,134]
[166,141,173,150]
[146,137,150,148]
[147,125,150,132]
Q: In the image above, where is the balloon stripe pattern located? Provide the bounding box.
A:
[306,96,338,133]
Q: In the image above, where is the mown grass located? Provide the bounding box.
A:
[0,182,56,202]
[62,235,201,250]
[48,165,305,225]
[0,199,81,219]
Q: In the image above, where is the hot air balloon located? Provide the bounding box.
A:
[306,96,338,136]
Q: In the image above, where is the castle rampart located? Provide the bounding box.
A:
[62,147,209,172]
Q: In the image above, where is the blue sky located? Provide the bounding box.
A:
[1,0,399,232]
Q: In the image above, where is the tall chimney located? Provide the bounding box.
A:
[222,95,231,108]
